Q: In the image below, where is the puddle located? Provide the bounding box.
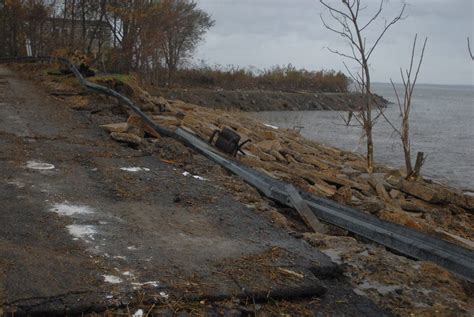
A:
[67,224,97,241]
[182,171,207,181]
[26,160,55,170]
[50,202,94,216]
[103,275,123,284]
[120,167,150,172]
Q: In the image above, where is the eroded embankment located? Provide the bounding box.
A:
[9,64,474,316]
[152,88,388,112]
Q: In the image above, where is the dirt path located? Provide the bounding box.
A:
[0,66,387,315]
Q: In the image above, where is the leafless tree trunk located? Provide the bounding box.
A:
[381,35,428,180]
[320,0,405,173]
[468,37,474,61]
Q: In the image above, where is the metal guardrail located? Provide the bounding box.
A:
[1,56,473,283]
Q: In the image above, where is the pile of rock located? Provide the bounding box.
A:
[97,82,473,249]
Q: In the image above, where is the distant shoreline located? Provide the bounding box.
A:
[153,88,389,112]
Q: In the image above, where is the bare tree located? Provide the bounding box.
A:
[380,35,428,180]
[160,0,215,85]
[320,0,405,173]
[468,37,474,61]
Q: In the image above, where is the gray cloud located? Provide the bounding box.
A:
[195,0,474,85]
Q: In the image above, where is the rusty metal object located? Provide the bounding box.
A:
[208,127,251,157]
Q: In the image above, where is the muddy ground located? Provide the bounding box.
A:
[0,66,391,316]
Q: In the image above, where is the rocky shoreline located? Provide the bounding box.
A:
[152,88,389,112]
[11,65,474,316]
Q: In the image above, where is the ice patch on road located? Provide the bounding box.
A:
[51,202,94,216]
[182,171,207,181]
[103,274,123,284]
[120,167,150,172]
[26,160,55,170]
[67,224,96,241]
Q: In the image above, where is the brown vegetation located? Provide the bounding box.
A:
[167,64,350,93]
[0,0,214,85]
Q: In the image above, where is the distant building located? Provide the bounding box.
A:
[45,17,112,53]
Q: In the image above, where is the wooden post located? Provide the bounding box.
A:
[411,151,425,180]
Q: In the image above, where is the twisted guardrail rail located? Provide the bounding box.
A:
[1,56,473,283]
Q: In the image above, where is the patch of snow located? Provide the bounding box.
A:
[463,191,474,197]
[103,275,123,284]
[182,171,207,181]
[120,167,151,172]
[263,123,279,130]
[114,255,127,260]
[131,281,160,289]
[159,291,169,300]
[132,309,144,317]
[67,225,96,241]
[127,246,138,250]
[50,202,94,216]
[26,160,55,170]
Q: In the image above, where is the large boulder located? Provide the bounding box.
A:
[396,179,473,211]
[254,139,283,153]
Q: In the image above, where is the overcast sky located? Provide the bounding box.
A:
[194,0,474,85]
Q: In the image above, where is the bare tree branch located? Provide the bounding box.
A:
[366,4,406,59]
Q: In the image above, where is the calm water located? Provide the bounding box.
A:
[252,83,474,190]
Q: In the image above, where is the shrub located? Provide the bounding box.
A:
[158,63,349,93]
